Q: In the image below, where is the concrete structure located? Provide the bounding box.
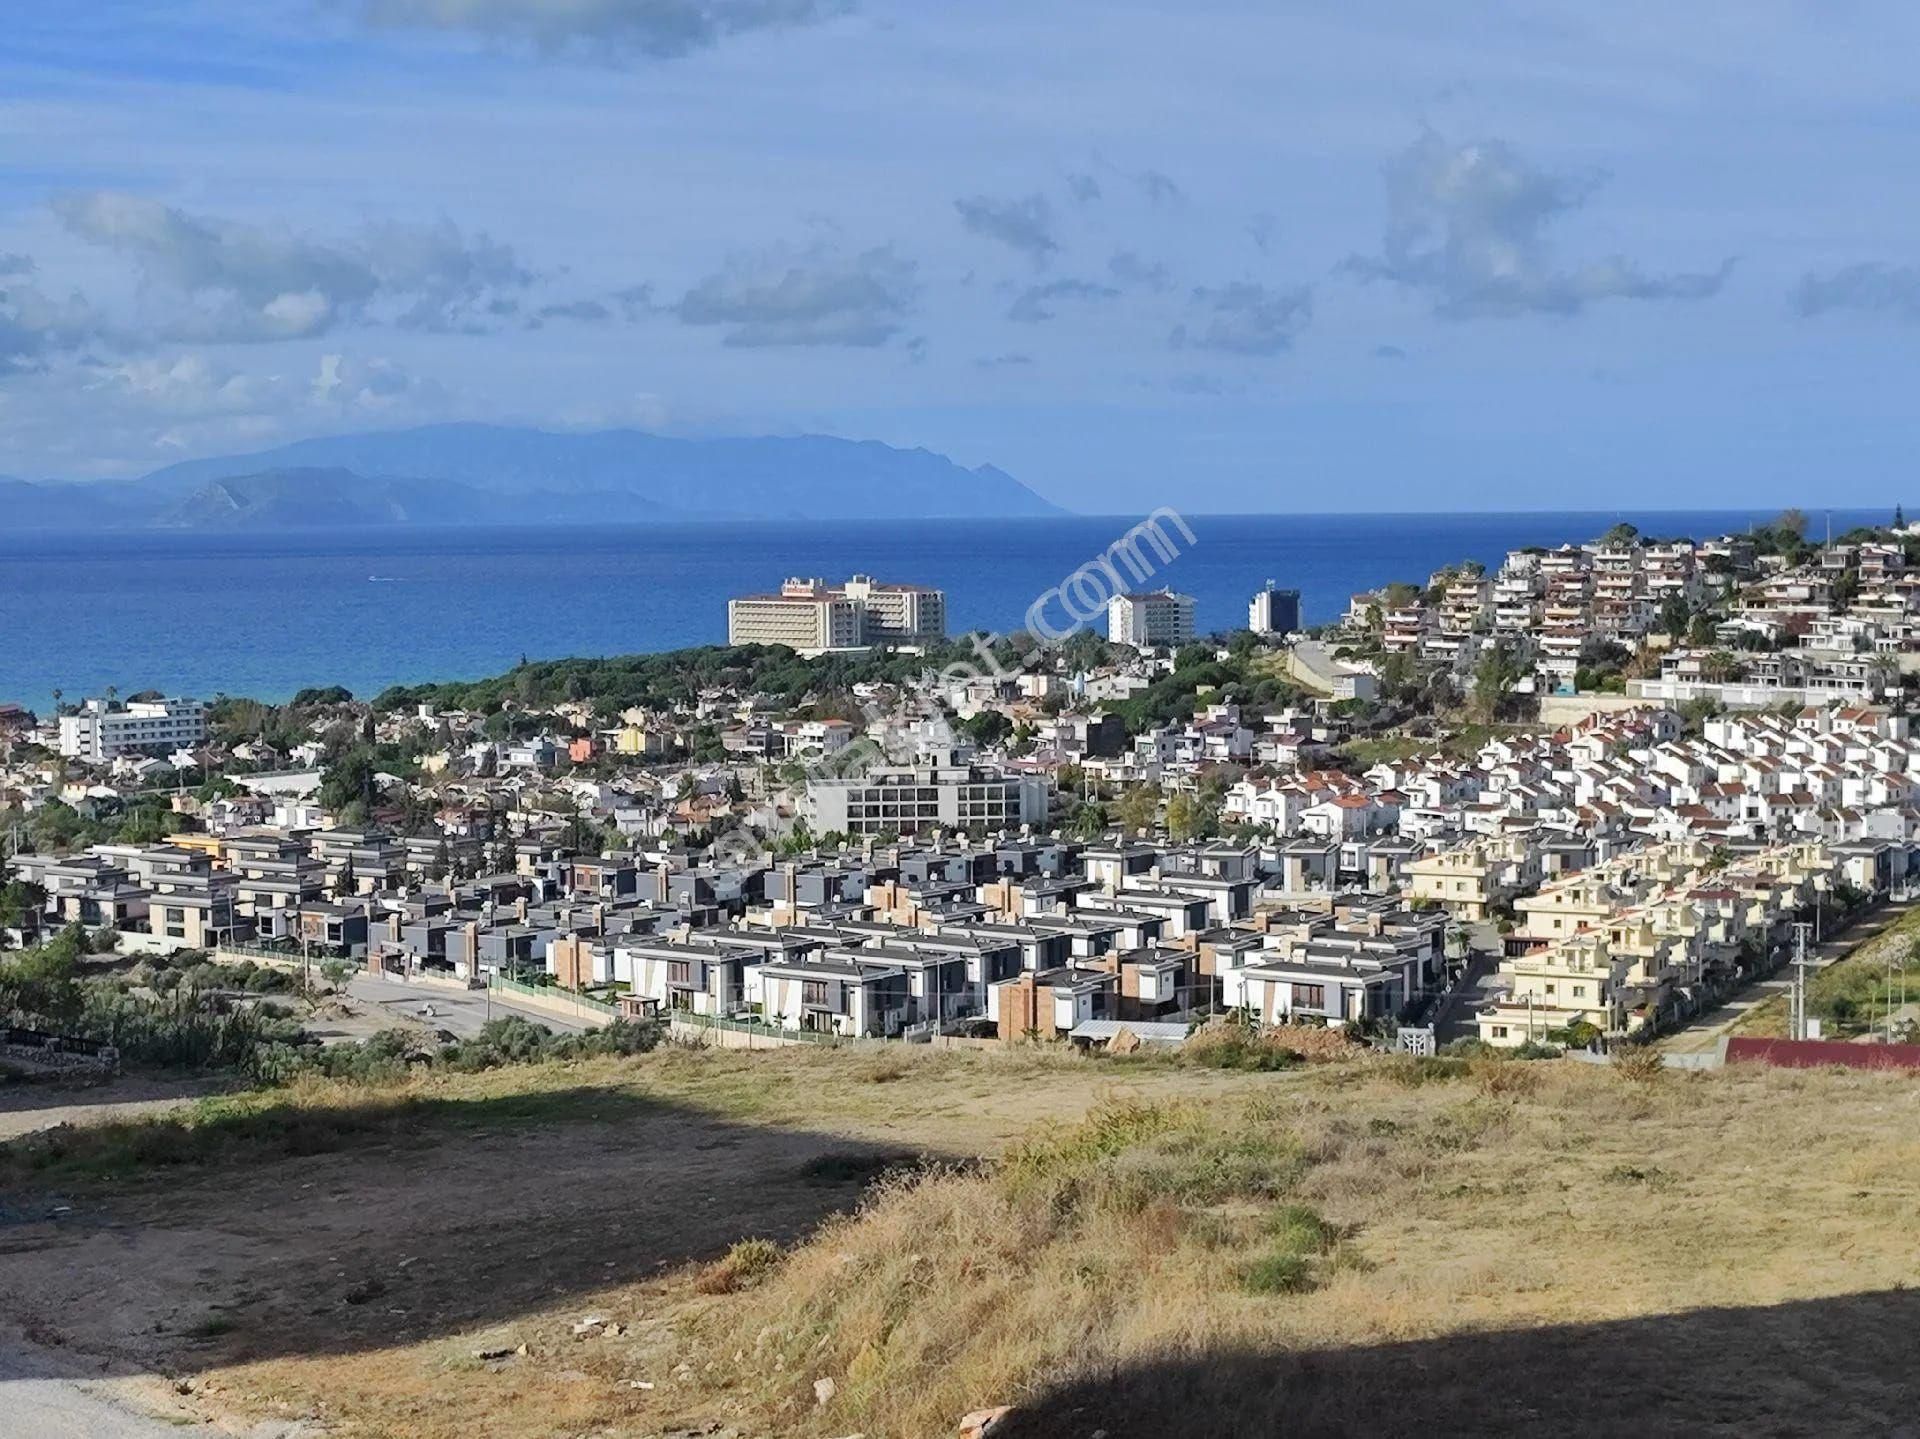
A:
[57,696,206,761]
[727,574,945,653]
[1107,590,1196,648]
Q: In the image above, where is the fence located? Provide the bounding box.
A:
[668,1011,849,1047]
[3,1025,120,1074]
[488,974,618,1026]
[212,943,312,972]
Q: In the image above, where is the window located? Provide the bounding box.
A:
[801,981,830,1007]
[1290,982,1326,1010]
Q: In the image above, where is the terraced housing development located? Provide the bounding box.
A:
[6,515,1920,1062]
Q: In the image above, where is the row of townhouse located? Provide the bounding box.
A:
[1472,837,1893,1047]
[1342,531,1920,699]
[1348,539,1726,688]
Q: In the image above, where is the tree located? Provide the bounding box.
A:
[1775,507,1808,540]
[1114,785,1160,836]
[1471,643,1524,723]
[1164,792,1217,842]
[0,874,48,931]
[1658,591,1691,642]
[1164,793,1198,842]
[318,747,378,815]
[1598,522,1640,549]
[1700,651,1745,684]
[1067,801,1107,841]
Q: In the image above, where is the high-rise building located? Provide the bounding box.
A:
[1248,582,1302,636]
[57,696,207,761]
[727,574,945,653]
[1107,590,1196,647]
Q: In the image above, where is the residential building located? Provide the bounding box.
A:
[806,756,1049,836]
[1107,590,1196,647]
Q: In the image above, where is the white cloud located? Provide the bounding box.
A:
[1794,262,1920,322]
[1170,281,1311,356]
[351,0,853,60]
[1346,132,1732,319]
[954,193,1058,266]
[673,242,918,347]
[50,192,532,342]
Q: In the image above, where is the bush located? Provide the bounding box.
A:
[1387,1055,1471,1086]
[693,1237,784,1294]
[1242,1202,1337,1295]
[1612,1046,1665,1083]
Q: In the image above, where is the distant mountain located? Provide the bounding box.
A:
[1,475,158,529]
[151,469,501,530]
[6,424,1067,530]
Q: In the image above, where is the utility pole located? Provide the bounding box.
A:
[1790,921,1814,1041]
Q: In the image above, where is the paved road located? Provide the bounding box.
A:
[0,1332,179,1439]
[331,974,589,1041]
[1659,899,1916,1056]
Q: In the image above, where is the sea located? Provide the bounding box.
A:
[0,509,1890,711]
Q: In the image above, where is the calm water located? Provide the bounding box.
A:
[0,510,1886,708]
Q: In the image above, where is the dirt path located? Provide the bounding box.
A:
[0,1074,230,1144]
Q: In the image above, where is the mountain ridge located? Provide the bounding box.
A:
[4,424,1067,530]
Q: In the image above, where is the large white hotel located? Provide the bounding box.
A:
[727,575,946,654]
[56,696,207,761]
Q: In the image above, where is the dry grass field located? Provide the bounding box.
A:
[2,1044,1918,1437]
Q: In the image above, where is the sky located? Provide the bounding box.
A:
[3,1,1920,513]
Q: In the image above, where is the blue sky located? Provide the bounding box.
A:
[2,1,1919,513]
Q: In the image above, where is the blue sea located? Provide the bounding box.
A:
[0,510,1889,709]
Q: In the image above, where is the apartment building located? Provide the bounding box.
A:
[1107,590,1196,647]
[1248,582,1302,636]
[57,696,206,761]
[806,756,1049,836]
[726,575,945,652]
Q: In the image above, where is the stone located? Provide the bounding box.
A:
[958,1406,1015,1437]
[814,1376,838,1406]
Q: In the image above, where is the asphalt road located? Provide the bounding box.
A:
[1660,898,1917,1055]
[334,974,590,1040]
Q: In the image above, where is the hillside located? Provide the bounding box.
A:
[0,1047,1915,1437]
[6,423,1065,530]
